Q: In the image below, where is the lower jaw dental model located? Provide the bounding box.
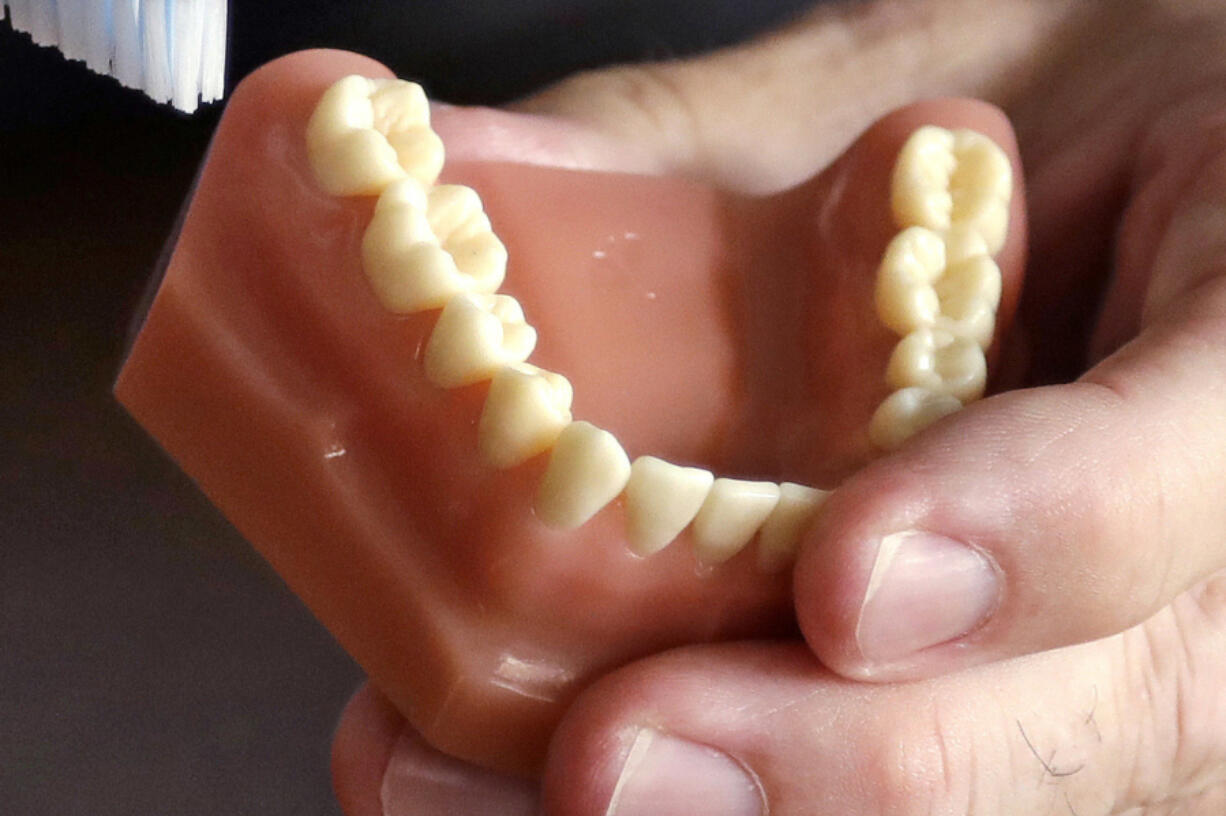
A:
[116,61,1013,773]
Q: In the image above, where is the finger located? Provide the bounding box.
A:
[514,0,1082,192]
[795,100,1226,681]
[542,596,1226,816]
[332,684,538,816]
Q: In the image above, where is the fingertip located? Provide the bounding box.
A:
[331,684,404,816]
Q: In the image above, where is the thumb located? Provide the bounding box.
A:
[796,100,1226,680]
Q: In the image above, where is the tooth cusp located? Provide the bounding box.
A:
[691,478,781,565]
[624,457,715,557]
[875,226,947,335]
[886,328,986,403]
[757,482,829,573]
[424,293,537,388]
[478,364,574,469]
[534,422,632,530]
[869,387,963,451]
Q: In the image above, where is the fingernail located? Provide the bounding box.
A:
[606,729,763,816]
[381,730,537,816]
[855,531,999,664]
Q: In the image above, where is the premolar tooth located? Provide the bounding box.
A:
[933,254,1002,348]
[892,125,1012,254]
[306,76,442,197]
[427,186,508,291]
[886,328,987,403]
[424,293,536,388]
[869,387,963,450]
[757,482,829,573]
[534,422,631,530]
[478,363,573,469]
[691,479,781,565]
[875,226,946,336]
[624,457,714,557]
[428,185,492,242]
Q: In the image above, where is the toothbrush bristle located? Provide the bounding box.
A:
[4,0,227,113]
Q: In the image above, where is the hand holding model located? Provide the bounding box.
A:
[117,0,1226,814]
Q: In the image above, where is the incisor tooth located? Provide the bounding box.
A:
[892,125,1012,255]
[757,482,828,573]
[876,226,946,336]
[306,76,443,197]
[624,457,715,557]
[478,363,573,469]
[535,422,631,530]
[424,294,536,388]
[869,387,963,451]
[691,479,781,565]
[886,328,987,403]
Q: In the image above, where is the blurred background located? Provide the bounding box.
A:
[0,1,817,812]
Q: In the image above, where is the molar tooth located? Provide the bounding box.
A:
[424,293,536,388]
[886,328,987,403]
[428,185,492,242]
[306,76,442,197]
[875,226,947,336]
[869,387,963,451]
[534,422,631,530]
[427,185,508,294]
[934,254,1002,349]
[362,180,505,313]
[691,479,781,565]
[624,457,715,557]
[757,482,829,573]
[478,363,573,469]
[892,126,1012,255]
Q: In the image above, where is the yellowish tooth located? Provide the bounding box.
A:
[942,223,990,266]
[428,185,508,293]
[306,76,442,197]
[424,293,536,388]
[869,387,963,451]
[891,125,1012,255]
[534,421,631,530]
[691,478,781,565]
[875,226,947,336]
[478,363,573,469]
[757,482,829,573]
[624,457,715,557]
[428,185,491,242]
[886,328,987,403]
[934,254,1002,349]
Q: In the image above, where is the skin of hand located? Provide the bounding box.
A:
[323,0,1226,813]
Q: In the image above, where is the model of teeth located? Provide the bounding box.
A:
[306,76,1014,568]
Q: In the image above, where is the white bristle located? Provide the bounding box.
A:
[5,0,227,112]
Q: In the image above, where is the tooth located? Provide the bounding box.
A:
[942,223,990,266]
[933,254,1002,349]
[892,125,1012,255]
[361,181,506,313]
[424,293,537,388]
[690,479,781,565]
[534,422,632,530]
[428,185,508,294]
[478,363,574,469]
[306,76,443,197]
[757,482,829,573]
[624,457,715,557]
[869,387,963,451]
[875,226,946,336]
[886,328,986,403]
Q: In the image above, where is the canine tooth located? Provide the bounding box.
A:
[757,482,828,573]
[424,294,536,388]
[478,364,574,469]
[691,479,781,565]
[875,226,946,336]
[892,126,1012,255]
[624,457,715,557]
[869,387,963,451]
[886,328,987,403]
[306,76,442,197]
[534,422,631,530]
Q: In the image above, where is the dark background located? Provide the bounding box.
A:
[0,1,817,813]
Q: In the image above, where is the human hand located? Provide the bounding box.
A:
[326,0,1226,813]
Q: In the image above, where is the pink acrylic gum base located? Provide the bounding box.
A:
[115,50,1026,774]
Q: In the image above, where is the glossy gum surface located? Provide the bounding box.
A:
[116,52,1025,773]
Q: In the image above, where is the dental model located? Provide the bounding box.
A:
[302,76,1013,567]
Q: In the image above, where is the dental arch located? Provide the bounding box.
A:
[305,76,1012,572]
